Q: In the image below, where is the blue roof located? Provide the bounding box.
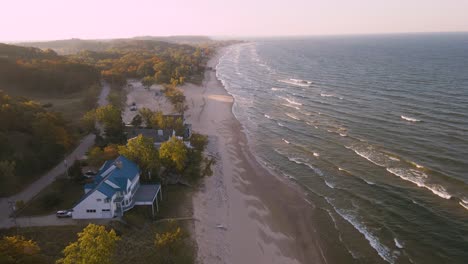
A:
[73,155,140,207]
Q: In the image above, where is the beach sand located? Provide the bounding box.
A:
[183,50,327,264]
[122,80,174,124]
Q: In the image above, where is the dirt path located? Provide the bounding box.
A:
[0,82,110,229]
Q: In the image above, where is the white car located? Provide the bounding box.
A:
[56,210,72,218]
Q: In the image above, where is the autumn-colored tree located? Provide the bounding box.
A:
[87,144,119,167]
[138,107,154,128]
[56,224,119,264]
[154,222,189,264]
[150,110,165,129]
[159,136,187,173]
[0,235,46,264]
[118,135,159,178]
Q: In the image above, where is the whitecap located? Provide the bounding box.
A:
[313,152,320,157]
[278,79,312,87]
[325,180,335,189]
[285,98,302,106]
[410,161,424,169]
[386,168,452,199]
[458,202,468,211]
[320,93,334,97]
[282,138,290,144]
[286,113,300,121]
[277,122,285,127]
[394,238,404,249]
[364,179,376,185]
[352,148,387,167]
[288,157,324,176]
[271,87,283,91]
[281,103,300,110]
[264,114,271,119]
[330,206,396,264]
[401,115,421,122]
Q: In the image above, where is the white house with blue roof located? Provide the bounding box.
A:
[72,155,162,219]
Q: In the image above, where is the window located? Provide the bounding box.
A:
[86,209,96,213]
[102,209,110,212]
[104,198,110,203]
[97,199,102,202]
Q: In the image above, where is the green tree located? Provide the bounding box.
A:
[57,224,119,264]
[80,109,96,132]
[189,133,208,152]
[159,136,187,173]
[174,118,185,137]
[118,135,159,178]
[95,105,125,143]
[138,107,154,128]
[0,235,46,264]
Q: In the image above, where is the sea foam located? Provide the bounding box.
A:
[401,115,421,122]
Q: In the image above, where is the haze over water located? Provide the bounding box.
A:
[216,33,468,263]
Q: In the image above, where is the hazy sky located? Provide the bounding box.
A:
[2,0,468,41]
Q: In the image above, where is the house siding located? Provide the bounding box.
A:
[72,191,114,219]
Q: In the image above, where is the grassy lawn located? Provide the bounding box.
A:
[16,177,84,217]
[1,184,196,264]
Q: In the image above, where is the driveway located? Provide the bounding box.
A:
[0,82,110,229]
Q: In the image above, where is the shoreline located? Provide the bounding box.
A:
[183,47,328,264]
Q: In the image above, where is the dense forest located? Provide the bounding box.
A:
[66,40,213,86]
[0,91,74,195]
[0,43,100,95]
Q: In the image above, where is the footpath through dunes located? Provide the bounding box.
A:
[183,51,351,264]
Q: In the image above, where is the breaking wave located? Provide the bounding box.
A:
[401,115,421,122]
[278,78,312,87]
[386,168,452,199]
[286,113,300,120]
[327,199,396,264]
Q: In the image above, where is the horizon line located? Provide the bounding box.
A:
[3,30,468,44]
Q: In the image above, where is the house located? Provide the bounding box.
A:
[125,125,192,149]
[72,155,162,219]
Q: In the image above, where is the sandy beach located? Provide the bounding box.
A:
[122,80,175,124]
[183,50,327,264]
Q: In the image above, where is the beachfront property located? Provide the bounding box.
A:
[72,155,162,219]
[125,114,193,148]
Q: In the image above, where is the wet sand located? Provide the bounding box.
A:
[183,50,327,264]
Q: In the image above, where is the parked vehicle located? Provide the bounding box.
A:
[130,105,137,111]
[56,210,72,218]
[83,170,96,178]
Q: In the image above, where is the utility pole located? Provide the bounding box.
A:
[7,200,17,233]
[64,159,69,179]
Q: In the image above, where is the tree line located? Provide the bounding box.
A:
[0,91,75,196]
[0,43,100,95]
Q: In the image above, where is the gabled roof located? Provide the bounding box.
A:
[74,156,140,207]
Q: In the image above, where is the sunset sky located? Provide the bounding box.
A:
[2,0,468,41]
